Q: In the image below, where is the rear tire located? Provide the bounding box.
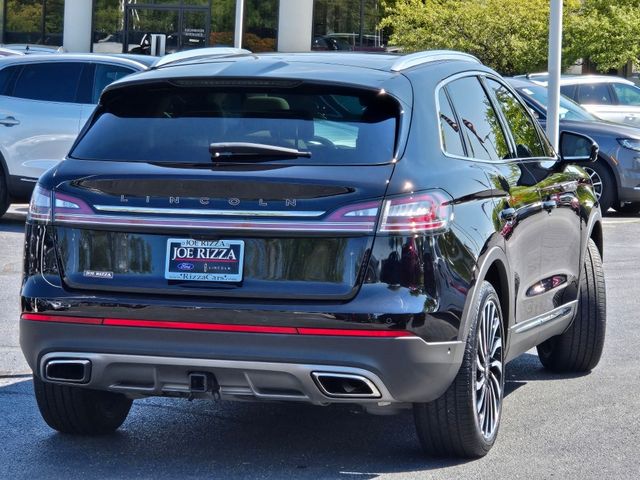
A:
[33,377,133,434]
[414,281,504,458]
[537,239,606,372]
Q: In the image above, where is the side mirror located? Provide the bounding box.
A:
[559,131,598,163]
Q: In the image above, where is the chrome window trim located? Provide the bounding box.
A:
[434,71,559,165]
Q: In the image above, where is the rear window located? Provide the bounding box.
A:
[70,82,399,165]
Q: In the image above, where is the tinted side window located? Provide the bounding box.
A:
[437,89,466,157]
[486,79,546,158]
[0,66,21,96]
[446,76,509,161]
[92,64,136,104]
[13,62,83,102]
[560,85,576,100]
[612,83,640,106]
[577,83,613,105]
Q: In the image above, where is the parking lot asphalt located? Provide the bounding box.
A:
[1,210,639,479]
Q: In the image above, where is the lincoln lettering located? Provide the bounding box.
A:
[171,247,236,261]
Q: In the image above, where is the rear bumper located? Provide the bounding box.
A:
[20,319,464,405]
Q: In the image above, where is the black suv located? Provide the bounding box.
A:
[21,51,606,458]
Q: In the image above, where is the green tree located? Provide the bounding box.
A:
[5,0,42,32]
[565,0,640,72]
[380,0,581,75]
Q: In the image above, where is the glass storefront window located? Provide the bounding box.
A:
[5,0,43,44]
[94,0,213,54]
[3,0,63,45]
[209,0,277,52]
[43,0,63,45]
[93,0,125,53]
[243,0,277,52]
[210,0,235,47]
[0,0,282,54]
[312,0,383,52]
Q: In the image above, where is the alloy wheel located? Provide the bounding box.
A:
[475,298,503,439]
[583,167,603,200]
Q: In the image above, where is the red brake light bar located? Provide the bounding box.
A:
[21,313,415,337]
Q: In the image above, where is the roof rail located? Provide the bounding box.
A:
[390,50,481,72]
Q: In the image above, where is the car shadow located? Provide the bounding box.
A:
[0,207,27,233]
[1,353,594,479]
[504,352,590,397]
[0,376,470,479]
[604,209,640,219]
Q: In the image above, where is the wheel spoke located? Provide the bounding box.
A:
[484,384,492,434]
[490,359,503,376]
[476,355,486,374]
[489,390,498,434]
[476,383,486,412]
[484,304,492,358]
[491,336,502,358]
[489,371,502,399]
[477,325,486,361]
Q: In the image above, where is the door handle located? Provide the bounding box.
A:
[500,207,516,221]
[0,116,20,127]
[543,199,557,211]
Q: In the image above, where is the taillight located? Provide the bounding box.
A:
[53,192,93,215]
[379,191,452,233]
[27,186,93,223]
[27,185,52,223]
[326,201,381,222]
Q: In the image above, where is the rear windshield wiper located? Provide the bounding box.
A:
[209,142,312,160]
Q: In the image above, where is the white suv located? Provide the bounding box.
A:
[0,54,152,216]
[526,74,640,126]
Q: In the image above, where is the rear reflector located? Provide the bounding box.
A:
[20,313,102,325]
[21,313,413,337]
[297,328,414,337]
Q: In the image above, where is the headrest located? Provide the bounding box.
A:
[243,96,290,113]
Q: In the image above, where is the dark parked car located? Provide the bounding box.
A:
[509,77,640,214]
[21,51,606,458]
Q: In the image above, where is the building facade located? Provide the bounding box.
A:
[0,0,385,54]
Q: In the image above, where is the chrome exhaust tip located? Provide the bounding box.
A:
[312,372,381,398]
[44,359,91,384]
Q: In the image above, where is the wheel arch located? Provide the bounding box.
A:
[589,153,620,208]
[483,259,510,346]
[589,218,604,260]
[459,246,512,348]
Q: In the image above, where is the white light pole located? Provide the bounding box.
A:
[234,0,244,49]
[547,0,563,151]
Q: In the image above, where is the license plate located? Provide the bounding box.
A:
[165,238,244,282]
